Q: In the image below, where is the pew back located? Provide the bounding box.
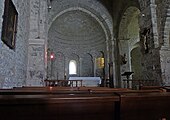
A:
[0,93,119,120]
[117,92,170,120]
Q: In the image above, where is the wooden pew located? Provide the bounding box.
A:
[0,87,168,120]
[163,86,170,92]
[140,85,164,90]
[116,92,170,120]
[0,93,119,120]
[12,86,163,95]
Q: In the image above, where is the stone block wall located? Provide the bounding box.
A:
[157,0,170,86]
[0,0,30,88]
[137,0,162,84]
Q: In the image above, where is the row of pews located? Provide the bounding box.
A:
[0,86,169,120]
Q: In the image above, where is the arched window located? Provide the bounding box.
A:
[69,60,77,74]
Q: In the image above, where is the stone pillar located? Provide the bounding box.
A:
[26,0,48,86]
[150,0,159,48]
[79,57,82,76]
[27,39,45,86]
[105,38,109,78]
[93,57,97,77]
[111,39,117,88]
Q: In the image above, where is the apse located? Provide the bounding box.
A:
[48,10,106,79]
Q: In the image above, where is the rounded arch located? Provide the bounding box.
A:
[118,7,140,41]
[69,60,77,75]
[48,0,113,37]
[48,0,114,52]
[48,7,112,45]
[68,53,80,77]
[47,0,114,83]
[117,6,141,87]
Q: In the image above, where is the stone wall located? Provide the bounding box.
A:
[137,0,162,84]
[0,0,30,88]
[158,0,170,86]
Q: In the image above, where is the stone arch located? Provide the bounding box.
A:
[48,0,113,37]
[118,6,141,87]
[69,60,77,74]
[68,53,80,77]
[47,0,113,83]
[48,7,112,48]
[47,0,113,61]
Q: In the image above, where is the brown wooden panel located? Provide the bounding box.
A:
[0,94,119,120]
[118,92,170,120]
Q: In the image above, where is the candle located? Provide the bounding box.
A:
[50,86,53,90]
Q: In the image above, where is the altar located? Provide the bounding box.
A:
[69,77,101,87]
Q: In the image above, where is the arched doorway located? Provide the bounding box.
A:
[118,7,141,87]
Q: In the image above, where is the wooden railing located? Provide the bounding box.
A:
[123,79,159,89]
[44,79,83,87]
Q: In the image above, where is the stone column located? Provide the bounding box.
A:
[111,39,116,87]
[150,0,159,48]
[105,38,109,78]
[79,57,82,76]
[27,39,45,86]
[26,0,48,86]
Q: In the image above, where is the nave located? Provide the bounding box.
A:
[0,0,170,119]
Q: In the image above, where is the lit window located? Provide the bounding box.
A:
[69,60,77,74]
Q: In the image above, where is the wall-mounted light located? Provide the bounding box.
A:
[50,53,54,59]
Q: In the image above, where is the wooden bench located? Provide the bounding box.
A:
[12,86,131,93]
[163,86,170,92]
[0,87,168,120]
[116,92,170,120]
[140,85,164,90]
[0,93,119,120]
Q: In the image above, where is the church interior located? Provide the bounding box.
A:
[0,0,170,120]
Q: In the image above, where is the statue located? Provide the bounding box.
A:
[120,53,127,65]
